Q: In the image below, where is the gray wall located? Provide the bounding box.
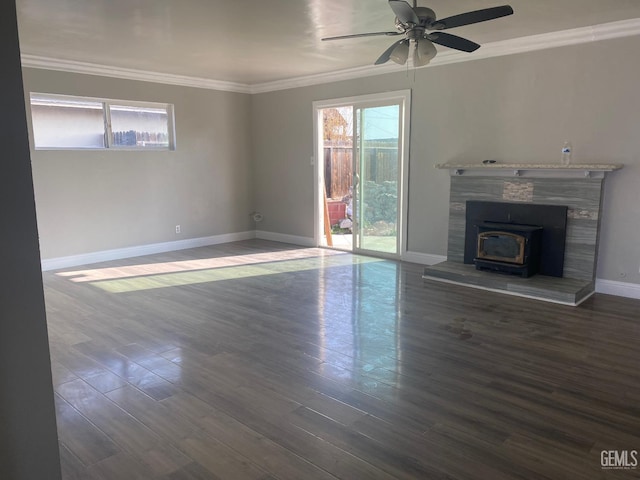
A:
[0,1,61,478]
[21,33,640,289]
[22,69,254,259]
[251,35,640,288]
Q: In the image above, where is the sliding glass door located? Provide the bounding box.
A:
[353,103,402,255]
[314,91,410,259]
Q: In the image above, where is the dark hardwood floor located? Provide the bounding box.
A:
[43,240,640,479]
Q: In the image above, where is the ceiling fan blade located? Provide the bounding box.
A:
[375,38,408,65]
[322,31,401,41]
[434,5,513,30]
[428,32,480,52]
[389,0,419,25]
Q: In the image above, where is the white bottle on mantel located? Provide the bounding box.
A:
[561,141,572,166]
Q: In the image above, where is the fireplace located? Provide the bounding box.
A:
[474,222,543,277]
[464,201,568,278]
[423,163,621,304]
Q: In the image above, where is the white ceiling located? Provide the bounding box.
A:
[15,0,640,86]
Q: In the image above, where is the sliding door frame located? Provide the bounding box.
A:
[312,90,411,259]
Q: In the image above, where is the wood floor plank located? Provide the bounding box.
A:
[174,379,398,480]
[197,410,339,480]
[105,385,198,441]
[73,342,179,400]
[288,405,438,480]
[86,452,156,480]
[136,443,192,477]
[54,394,120,466]
[56,379,161,454]
[352,413,524,480]
[42,240,640,479]
[58,444,92,480]
[50,361,80,388]
[176,432,269,480]
[164,462,223,480]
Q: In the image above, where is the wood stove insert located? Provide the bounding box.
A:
[465,201,568,278]
[474,222,543,277]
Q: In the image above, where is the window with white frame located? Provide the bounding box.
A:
[30,93,175,150]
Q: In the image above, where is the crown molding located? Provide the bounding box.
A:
[248,63,402,94]
[250,18,640,93]
[21,18,640,95]
[20,54,252,94]
[431,17,640,67]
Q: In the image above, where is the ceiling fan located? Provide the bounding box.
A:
[322,1,514,67]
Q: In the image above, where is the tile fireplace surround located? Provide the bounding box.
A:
[423,163,623,305]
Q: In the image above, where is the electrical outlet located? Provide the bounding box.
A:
[175,225,181,234]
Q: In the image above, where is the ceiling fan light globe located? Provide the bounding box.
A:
[414,38,437,66]
[389,40,409,65]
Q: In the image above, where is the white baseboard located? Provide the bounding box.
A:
[41,231,256,271]
[255,230,316,247]
[595,278,640,300]
[403,251,447,265]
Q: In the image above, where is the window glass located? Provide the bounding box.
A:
[30,93,175,150]
[30,95,105,149]
[110,105,170,148]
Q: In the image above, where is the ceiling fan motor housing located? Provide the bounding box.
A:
[396,7,441,41]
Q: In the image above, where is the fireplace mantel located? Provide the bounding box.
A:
[436,163,623,179]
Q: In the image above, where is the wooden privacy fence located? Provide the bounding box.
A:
[324,145,398,199]
[324,147,352,199]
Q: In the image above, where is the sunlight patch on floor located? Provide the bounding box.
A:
[56,248,346,283]
[89,254,383,293]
